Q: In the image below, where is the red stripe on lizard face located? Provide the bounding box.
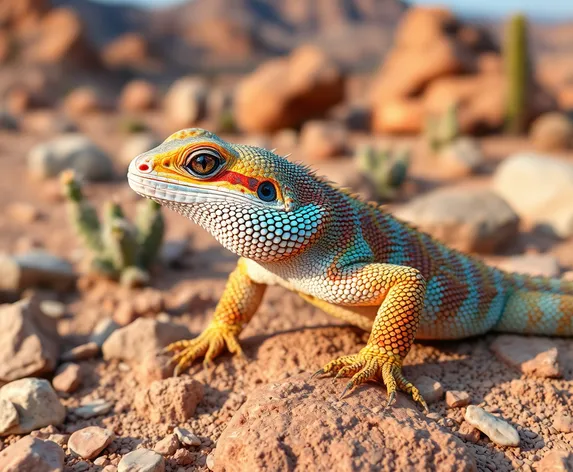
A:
[215,170,260,192]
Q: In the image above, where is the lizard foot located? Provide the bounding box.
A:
[313,346,428,412]
[162,323,243,376]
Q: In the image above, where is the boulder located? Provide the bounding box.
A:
[27,134,114,181]
[102,33,150,70]
[215,375,476,471]
[0,299,60,382]
[118,133,162,169]
[235,45,345,133]
[119,80,158,112]
[372,97,425,134]
[164,77,208,129]
[395,188,519,254]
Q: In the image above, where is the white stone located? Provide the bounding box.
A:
[464,405,520,447]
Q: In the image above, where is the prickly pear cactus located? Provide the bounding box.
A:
[60,171,165,287]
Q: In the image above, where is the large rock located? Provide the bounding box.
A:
[102,318,191,363]
[0,299,60,382]
[27,134,114,181]
[300,120,347,160]
[372,97,425,134]
[164,77,208,129]
[25,7,101,69]
[395,188,519,254]
[493,153,573,238]
[371,8,474,105]
[0,251,76,293]
[119,80,158,112]
[0,378,66,435]
[0,436,64,472]
[102,33,150,70]
[235,45,345,133]
[215,375,476,471]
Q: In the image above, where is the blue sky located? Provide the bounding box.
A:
[94,0,573,20]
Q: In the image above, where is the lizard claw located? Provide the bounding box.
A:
[310,368,325,380]
[314,346,428,410]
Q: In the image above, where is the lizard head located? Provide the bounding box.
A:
[128,128,329,262]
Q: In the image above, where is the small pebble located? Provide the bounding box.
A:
[61,342,100,362]
[52,363,82,393]
[174,427,201,446]
[446,390,470,408]
[74,399,113,419]
[465,405,520,447]
[118,448,165,472]
[68,426,115,460]
[174,448,194,466]
[206,453,215,471]
[553,412,573,433]
[39,300,67,319]
[154,434,179,456]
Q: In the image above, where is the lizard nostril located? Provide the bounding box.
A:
[138,163,150,172]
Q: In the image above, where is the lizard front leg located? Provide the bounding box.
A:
[164,257,266,375]
[313,263,428,410]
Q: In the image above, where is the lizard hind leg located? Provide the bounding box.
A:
[312,263,428,411]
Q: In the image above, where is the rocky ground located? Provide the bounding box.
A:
[0,107,573,472]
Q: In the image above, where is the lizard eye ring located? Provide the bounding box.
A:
[183,148,224,178]
[257,181,277,202]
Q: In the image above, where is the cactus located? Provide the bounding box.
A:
[355,145,410,201]
[504,13,530,135]
[60,171,164,287]
[425,102,461,154]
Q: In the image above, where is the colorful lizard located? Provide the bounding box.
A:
[127,128,573,410]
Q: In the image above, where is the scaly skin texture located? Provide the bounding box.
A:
[128,128,573,409]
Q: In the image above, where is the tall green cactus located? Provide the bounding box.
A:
[356,145,410,201]
[504,13,530,135]
[60,171,165,287]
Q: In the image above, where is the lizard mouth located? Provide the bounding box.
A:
[127,168,285,210]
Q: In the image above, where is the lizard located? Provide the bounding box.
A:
[127,128,573,410]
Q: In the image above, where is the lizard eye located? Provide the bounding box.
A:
[257,181,277,202]
[183,149,223,177]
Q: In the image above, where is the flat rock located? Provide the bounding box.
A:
[0,252,76,293]
[118,449,165,472]
[537,450,573,472]
[445,390,470,408]
[0,436,64,472]
[60,342,99,362]
[395,187,519,254]
[414,376,444,404]
[490,335,561,378]
[52,363,82,393]
[73,399,113,419]
[0,299,60,382]
[174,427,201,446]
[27,133,114,181]
[134,377,204,424]
[464,405,520,447]
[215,374,476,471]
[0,378,65,435]
[68,426,115,460]
[102,318,191,363]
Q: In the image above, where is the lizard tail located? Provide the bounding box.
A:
[494,272,573,336]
